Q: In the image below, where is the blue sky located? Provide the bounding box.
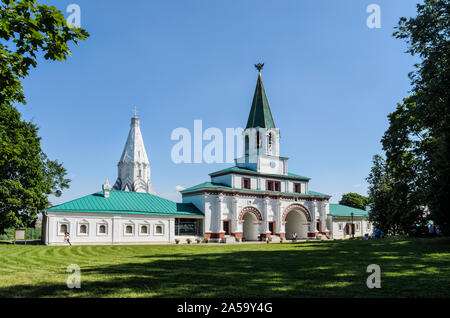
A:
[19,0,419,204]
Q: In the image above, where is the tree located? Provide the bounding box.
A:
[370,0,449,235]
[339,193,370,210]
[0,0,89,233]
[366,155,398,235]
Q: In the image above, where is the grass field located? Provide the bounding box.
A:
[0,238,449,298]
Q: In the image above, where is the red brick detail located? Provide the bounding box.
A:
[210,233,225,239]
[232,232,243,238]
[260,233,271,239]
[238,206,262,221]
[277,233,286,238]
[308,232,319,237]
[204,233,212,239]
[282,204,311,222]
[321,232,330,236]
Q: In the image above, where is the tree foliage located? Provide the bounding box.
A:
[368,0,449,236]
[0,0,89,232]
[339,193,370,211]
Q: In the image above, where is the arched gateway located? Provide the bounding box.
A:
[282,204,311,239]
[239,207,262,241]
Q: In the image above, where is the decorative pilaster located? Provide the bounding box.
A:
[260,197,271,239]
[308,201,319,237]
[320,201,330,234]
[275,200,283,237]
[212,194,225,239]
[231,195,241,237]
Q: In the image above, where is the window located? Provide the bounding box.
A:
[140,225,148,234]
[125,225,133,234]
[256,131,262,149]
[242,177,251,189]
[267,180,281,192]
[79,224,87,234]
[155,225,164,235]
[99,224,106,234]
[60,224,68,234]
[245,135,249,155]
[356,223,360,231]
[294,183,301,193]
[138,169,142,177]
[268,132,273,151]
[175,219,202,236]
[338,223,343,231]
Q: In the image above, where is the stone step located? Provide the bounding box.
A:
[223,236,237,244]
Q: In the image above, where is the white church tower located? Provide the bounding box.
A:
[113,111,156,195]
[236,63,287,176]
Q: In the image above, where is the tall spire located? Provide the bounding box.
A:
[113,111,156,195]
[246,64,276,129]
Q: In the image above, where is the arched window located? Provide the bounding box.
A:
[155,225,163,234]
[99,225,106,234]
[138,169,142,177]
[60,224,68,234]
[126,225,133,234]
[268,132,273,151]
[245,135,249,155]
[79,224,87,234]
[256,131,262,149]
[140,225,148,234]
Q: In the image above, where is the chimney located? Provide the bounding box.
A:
[102,179,111,198]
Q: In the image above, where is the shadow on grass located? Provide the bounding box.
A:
[1,238,449,298]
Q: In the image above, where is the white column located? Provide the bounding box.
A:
[276,200,283,235]
[168,218,175,242]
[231,195,239,234]
[263,197,270,234]
[216,194,224,234]
[320,201,329,233]
[112,216,120,244]
[309,201,317,234]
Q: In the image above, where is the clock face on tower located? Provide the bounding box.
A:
[270,161,276,168]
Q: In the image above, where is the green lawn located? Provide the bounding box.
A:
[0,238,449,298]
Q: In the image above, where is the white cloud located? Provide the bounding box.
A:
[175,185,185,192]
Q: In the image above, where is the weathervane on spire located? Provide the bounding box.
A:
[254,62,264,73]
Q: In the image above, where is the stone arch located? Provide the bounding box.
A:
[238,206,262,221]
[282,204,311,222]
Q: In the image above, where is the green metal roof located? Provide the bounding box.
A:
[209,166,311,180]
[329,204,368,217]
[47,190,203,217]
[180,181,330,198]
[246,73,276,129]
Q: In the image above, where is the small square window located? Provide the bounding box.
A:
[124,225,134,235]
[97,223,108,235]
[139,225,150,235]
[154,224,164,235]
[294,183,301,193]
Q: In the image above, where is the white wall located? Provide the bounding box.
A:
[44,212,189,245]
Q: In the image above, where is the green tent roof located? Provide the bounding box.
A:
[246,73,276,129]
[47,190,203,217]
[180,181,330,198]
[209,166,311,180]
[329,204,368,217]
